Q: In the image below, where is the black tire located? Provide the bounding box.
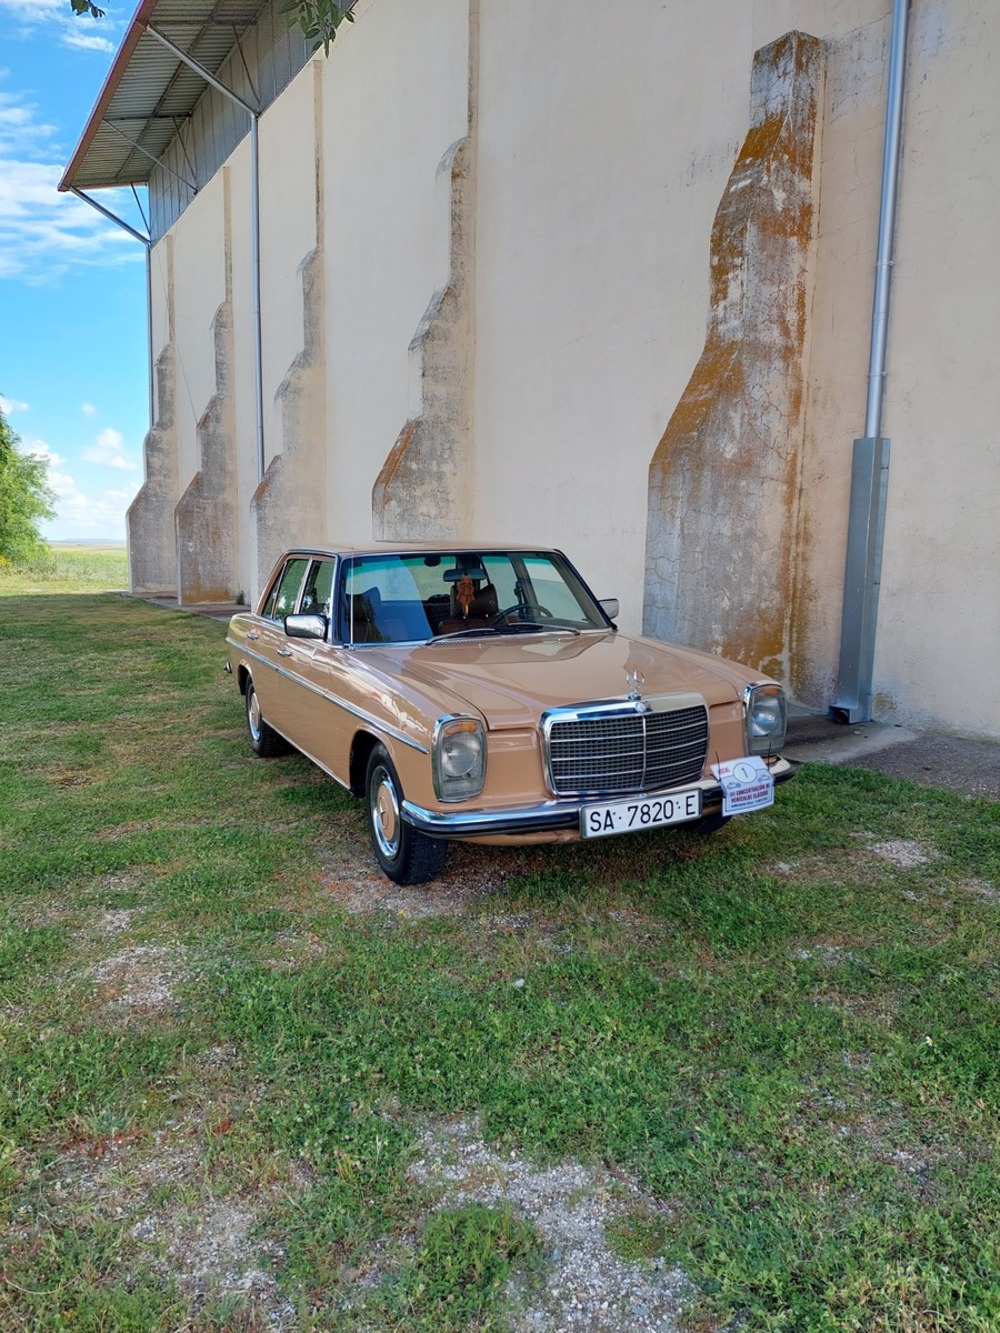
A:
[692,809,731,835]
[245,677,288,757]
[365,744,447,885]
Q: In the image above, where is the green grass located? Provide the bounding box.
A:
[1,582,999,1330]
[0,542,128,595]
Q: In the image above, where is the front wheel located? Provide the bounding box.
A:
[692,809,731,835]
[365,745,447,885]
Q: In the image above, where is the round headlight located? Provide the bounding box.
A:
[750,694,782,736]
[745,684,787,754]
[433,717,486,800]
[441,729,481,778]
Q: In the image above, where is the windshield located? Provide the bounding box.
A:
[338,550,610,645]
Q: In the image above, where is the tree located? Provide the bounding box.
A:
[70,0,353,55]
[0,403,55,567]
[284,0,353,57]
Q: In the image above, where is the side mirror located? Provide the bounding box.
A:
[599,598,619,620]
[284,612,327,640]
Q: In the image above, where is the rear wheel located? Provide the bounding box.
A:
[365,744,447,885]
[245,677,288,757]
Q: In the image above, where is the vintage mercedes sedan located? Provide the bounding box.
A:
[225,546,794,884]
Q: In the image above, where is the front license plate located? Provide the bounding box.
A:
[580,788,702,839]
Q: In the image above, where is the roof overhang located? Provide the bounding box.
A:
[59,0,269,194]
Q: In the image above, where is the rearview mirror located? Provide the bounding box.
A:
[599,598,619,620]
[284,613,327,640]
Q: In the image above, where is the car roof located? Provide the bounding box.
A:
[279,543,560,559]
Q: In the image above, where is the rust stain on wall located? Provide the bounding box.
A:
[175,297,240,604]
[253,65,329,591]
[127,238,178,597]
[644,31,825,682]
[372,136,475,541]
[175,172,240,605]
[373,2,480,541]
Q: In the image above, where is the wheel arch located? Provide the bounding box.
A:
[349,729,382,797]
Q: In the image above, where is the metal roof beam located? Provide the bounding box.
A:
[105,118,198,192]
[69,187,149,246]
[143,21,260,114]
[69,188,154,431]
[141,17,265,483]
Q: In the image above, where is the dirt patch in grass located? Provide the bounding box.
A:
[404,1117,689,1332]
[92,945,187,1011]
[955,877,1000,904]
[318,830,517,918]
[869,839,937,870]
[41,1129,299,1329]
[92,908,136,938]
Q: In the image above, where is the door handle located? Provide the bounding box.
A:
[247,629,260,641]
[277,647,293,657]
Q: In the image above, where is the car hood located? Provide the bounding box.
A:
[365,631,763,730]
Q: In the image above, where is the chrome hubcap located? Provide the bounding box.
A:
[248,688,261,740]
[371,767,401,858]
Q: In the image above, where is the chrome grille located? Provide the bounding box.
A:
[545,702,708,796]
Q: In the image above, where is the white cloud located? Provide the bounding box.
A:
[83,425,136,471]
[63,29,116,53]
[81,401,96,416]
[27,436,139,539]
[0,85,142,282]
[0,393,29,414]
[0,0,116,52]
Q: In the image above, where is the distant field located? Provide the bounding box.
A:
[0,543,129,595]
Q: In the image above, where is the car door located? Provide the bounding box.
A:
[273,557,341,758]
[252,555,310,740]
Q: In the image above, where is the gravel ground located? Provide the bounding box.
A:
[408,1118,689,1331]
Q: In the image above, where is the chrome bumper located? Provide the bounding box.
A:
[402,756,796,839]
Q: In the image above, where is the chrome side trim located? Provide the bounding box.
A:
[225,638,428,755]
[402,757,795,839]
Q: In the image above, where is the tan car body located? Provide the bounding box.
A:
[226,545,794,866]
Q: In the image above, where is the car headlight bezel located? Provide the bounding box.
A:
[432,715,486,801]
[744,683,787,756]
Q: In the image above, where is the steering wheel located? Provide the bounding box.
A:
[492,602,553,625]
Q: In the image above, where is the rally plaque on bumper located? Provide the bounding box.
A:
[580,788,702,839]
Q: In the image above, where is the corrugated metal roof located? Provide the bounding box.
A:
[59,0,271,192]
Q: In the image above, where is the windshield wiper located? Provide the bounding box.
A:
[425,626,501,644]
[426,621,581,645]
[498,621,580,636]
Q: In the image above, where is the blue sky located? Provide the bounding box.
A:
[0,0,149,541]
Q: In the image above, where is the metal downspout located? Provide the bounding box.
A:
[831,0,910,724]
[69,187,152,427]
[143,23,266,485]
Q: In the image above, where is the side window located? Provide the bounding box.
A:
[263,558,309,622]
[300,559,335,617]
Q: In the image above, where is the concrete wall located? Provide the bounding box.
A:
[127,0,1000,739]
[323,0,471,544]
[869,0,1000,736]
